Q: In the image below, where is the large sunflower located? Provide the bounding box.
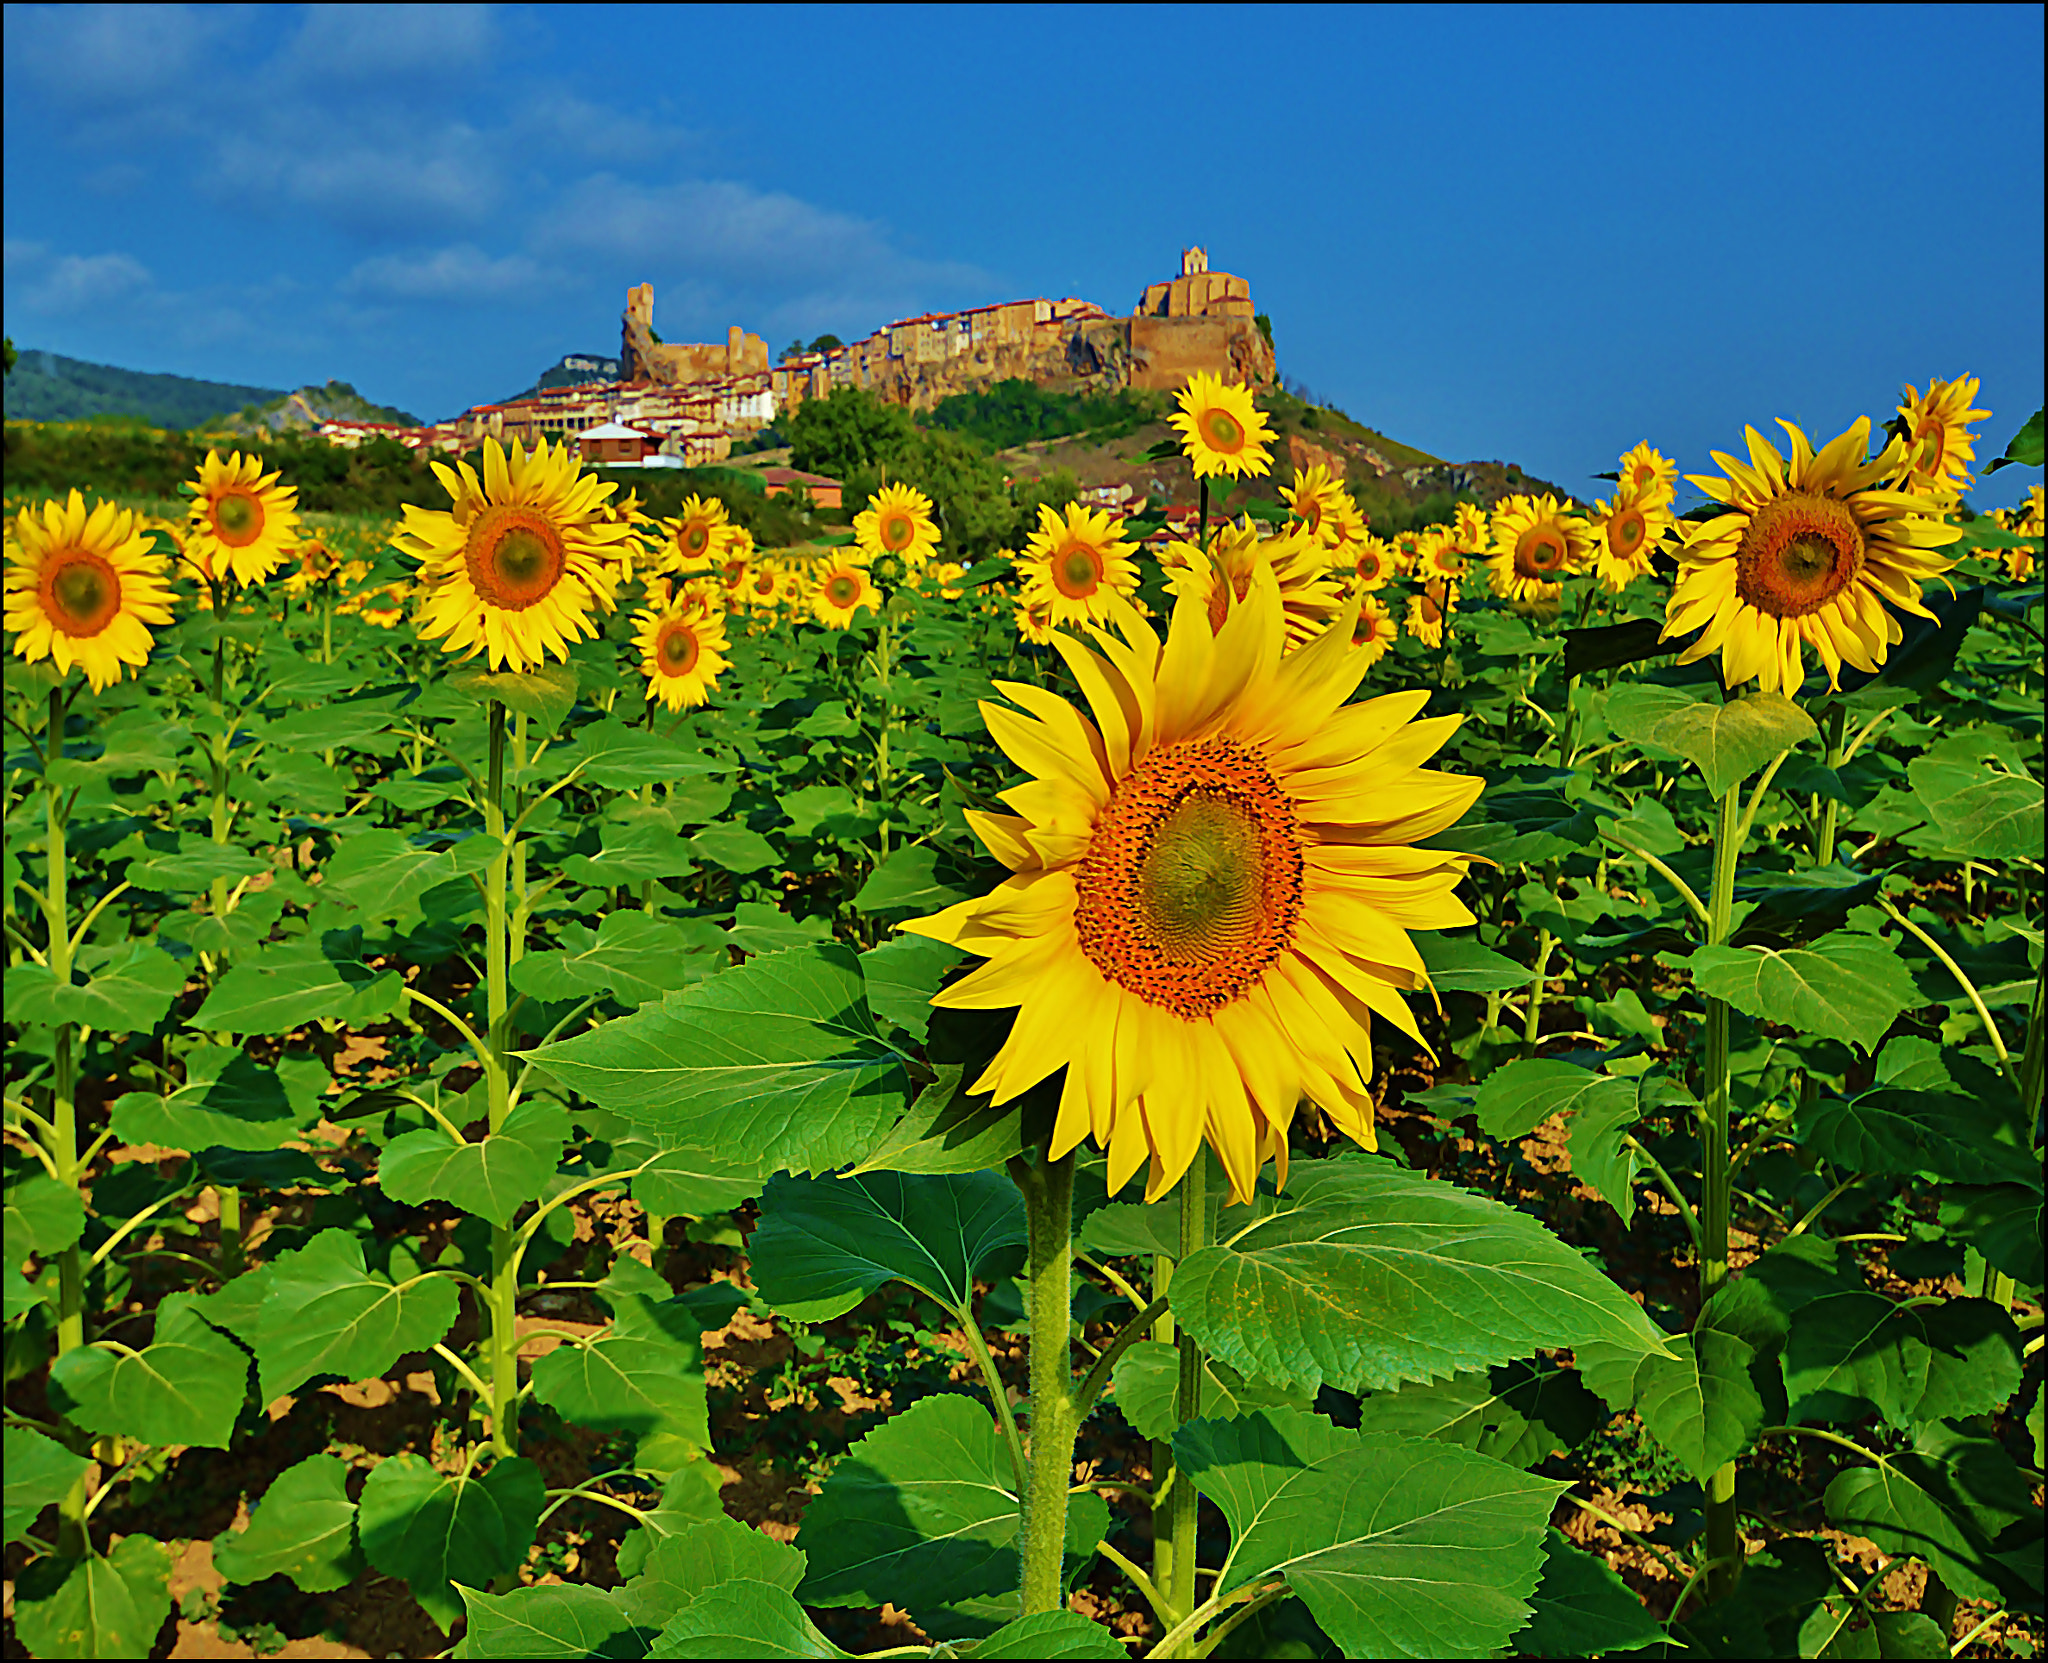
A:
[854,483,940,569]
[635,596,730,711]
[1350,592,1398,664]
[1666,418,1962,694]
[183,450,301,588]
[1487,493,1592,605]
[1164,517,1346,651]
[667,494,733,573]
[394,438,631,672]
[1590,481,1674,593]
[1895,375,1990,504]
[903,574,1479,1202]
[812,561,880,629]
[1617,442,1678,506]
[6,491,178,692]
[1015,502,1140,626]
[1451,501,1492,558]
[1170,372,1274,480]
[1283,463,1353,545]
[1404,579,1457,649]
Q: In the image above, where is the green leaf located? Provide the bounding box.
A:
[1609,1324,1764,1484]
[234,1227,461,1400]
[1938,1185,2042,1286]
[687,822,780,874]
[1824,1445,2009,1603]
[973,1610,1129,1659]
[1683,932,1919,1053]
[378,1097,570,1227]
[1913,1299,2023,1426]
[857,934,964,1042]
[529,1314,709,1473]
[526,945,912,1177]
[47,1292,249,1449]
[191,932,404,1035]
[6,941,187,1033]
[846,1063,1025,1177]
[125,836,270,892]
[358,1453,546,1633]
[1476,1060,1631,1141]
[649,1581,848,1660]
[1517,1528,1663,1656]
[852,844,972,916]
[213,1453,364,1593]
[455,1584,645,1660]
[320,829,505,923]
[1982,407,2043,472]
[109,1049,329,1154]
[5,1173,86,1255]
[450,664,581,732]
[546,716,720,790]
[613,1462,728,1580]
[1170,1156,1670,1398]
[10,1532,171,1661]
[261,698,401,750]
[1110,1340,1312,1441]
[4,1427,90,1547]
[1177,1409,1565,1657]
[1354,1359,1604,1471]
[725,902,834,957]
[1871,1612,1952,1658]
[1796,1086,2041,1188]
[1906,758,2043,861]
[562,819,700,887]
[618,1141,765,1219]
[794,1391,1025,1614]
[622,1514,806,1629]
[1567,1079,1651,1227]
[748,1169,1024,1322]
[1785,1293,1930,1429]
[511,909,728,1006]
[1413,931,1537,994]
[1606,685,1817,796]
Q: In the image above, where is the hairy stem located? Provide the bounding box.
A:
[1015,1150,1077,1614]
[1169,1158,1209,1623]
[1702,781,1743,1601]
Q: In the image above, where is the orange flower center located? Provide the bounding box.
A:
[1633,462,1657,486]
[1074,735,1302,1020]
[1515,525,1569,578]
[1200,408,1245,454]
[658,621,701,674]
[1355,550,1382,582]
[722,559,749,586]
[41,550,122,637]
[1351,608,1382,647]
[1915,420,1947,476]
[1298,496,1324,533]
[682,521,713,558]
[211,489,265,548]
[825,573,862,608]
[881,509,916,552]
[1055,542,1105,598]
[1608,507,1647,556]
[1419,583,1448,623]
[466,505,567,611]
[1735,493,1865,618]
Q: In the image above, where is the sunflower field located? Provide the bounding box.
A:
[3,373,2042,1661]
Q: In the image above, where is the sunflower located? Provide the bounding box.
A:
[6,491,178,692]
[1451,501,1492,557]
[1015,595,1057,645]
[928,560,968,600]
[812,561,880,629]
[182,450,301,588]
[1616,442,1678,506]
[602,488,659,583]
[1164,517,1346,651]
[393,437,631,672]
[350,583,412,629]
[1404,579,1457,648]
[1895,375,1990,504]
[280,537,341,598]
[718,526,757,594]
[740,561,791,614]
[1486,493,1593,607]
[1015,502,1140,626]
[1590,481,1674,593]
[1170,372,1274,480]
[1350,593,1397,664]
[1413,526,1469,584]
[1283,463,1353,545]
[1664,417,1963,694]
[854,483,940,569]
[2006,543,2036,585]
[902,574,1479,1203]
[1324,497,1371,566]
[1342,533,1397,592]
[1389,529,1425,577]
[634,596,730,711]
[667,494,732,573]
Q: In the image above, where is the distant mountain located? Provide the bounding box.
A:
[497,352,622,405]
[4,349,286,429]
[212,380,422,436]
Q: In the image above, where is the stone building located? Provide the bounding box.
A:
[620,284,770,387]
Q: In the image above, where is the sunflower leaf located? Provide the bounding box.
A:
[1682,930,1919,1053]
[1606,686,1817,797]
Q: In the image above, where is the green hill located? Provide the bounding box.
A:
[3,349,287,430]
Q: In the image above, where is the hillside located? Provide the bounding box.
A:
[3,349,286,430]
[213,379,421,436]
[498,352,623,405]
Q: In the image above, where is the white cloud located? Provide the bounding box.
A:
[3,3,247,104]
[344,244,556,300]
[3,240,155,312]
[276,2,497,81]
[212,127,503,234]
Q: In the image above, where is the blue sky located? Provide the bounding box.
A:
[5,3,2042,506]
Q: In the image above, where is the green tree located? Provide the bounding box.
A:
[4,336,16,376]
[807,333,845,354]
[787,385,918,480]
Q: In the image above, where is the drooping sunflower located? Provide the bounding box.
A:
[1350,592,1398,664]
[1451,501,1492,558]
[903,574,1478,1203]
[1487,493,1592,606]
[393,437,631,672]
[667,494,732,573]
[812,561,880,629]
[6,491,178,692]
[634,596,731,711]
[1590,481,1674,593]
[1164,517,1346,651]
[1016,502,1140,626]
[854,483,940,569]
[1616,442,1678,506]
[1895,375,1990,504]
[1283,463,1353,545]
[1015,595,1057,645]
[1665,418,1962,694]
[1170,372,1275,480]
[1404,579,1457,648]
[182,450,301,588]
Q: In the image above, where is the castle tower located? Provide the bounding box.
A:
[1181,247,1208,276]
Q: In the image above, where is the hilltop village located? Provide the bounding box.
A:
[311,249,1274,466]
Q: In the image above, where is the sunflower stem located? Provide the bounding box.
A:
[1701,780,1744,1601]
[1814,703,1847,866]
[1151,1252,1177,1602]
[481,698,521,1458]
[1015,1148,1077,1615]
[1522,928,1555,1051]
[1168,1156,1209,1625]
